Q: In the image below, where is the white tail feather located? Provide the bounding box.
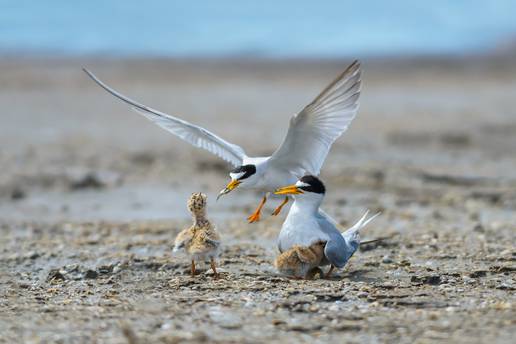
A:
[361,211,381,227]
[342,210,381,236]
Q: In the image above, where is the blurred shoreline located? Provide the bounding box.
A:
[1,47,516,63]
[1,54,515,222]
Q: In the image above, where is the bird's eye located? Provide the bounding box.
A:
[296,175,325,194]
[230,164,256,180]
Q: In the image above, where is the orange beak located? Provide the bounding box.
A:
[217,179,241,200]
[274,184,303,195]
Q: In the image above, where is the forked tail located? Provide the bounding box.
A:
[341,210,381,239]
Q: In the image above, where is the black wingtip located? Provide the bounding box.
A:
[349,60,361,72]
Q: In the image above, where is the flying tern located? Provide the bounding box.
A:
[83,61,361,222]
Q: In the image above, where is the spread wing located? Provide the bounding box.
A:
[83,68,247,167]
[268,61,361,176]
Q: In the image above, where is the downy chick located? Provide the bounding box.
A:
[173,192,221,278]
[274,242,326,279]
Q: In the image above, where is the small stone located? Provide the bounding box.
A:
[69,173,105,189]
[328,304,341,312]
[331,320,361,331]
[469,270,487,278]
[462,276,476,284]
[272,319,286,326]
[26,251,40,259]
[497,282,515,290]
[428,312,439,320]
[411,274,441,285]
[308,304,319,312]
[10,187,26,200]
[473,224,485,233]
[98,264,114,274]
[209,307,242,329]
[286,319,323,332]
[492,301,512,310]
[382,255,394,264]
[84,269,98,279]
[68,170,121,190]
[357,291,368,298]
[399,259,411,267]
[47,269,66,282]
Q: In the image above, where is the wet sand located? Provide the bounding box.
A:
[0,57,515,343]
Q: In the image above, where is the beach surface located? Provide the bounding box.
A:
[0,57,515,343]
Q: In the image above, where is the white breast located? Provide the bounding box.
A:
[277,204,329,252]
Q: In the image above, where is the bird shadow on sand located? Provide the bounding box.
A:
[328,269,381,283]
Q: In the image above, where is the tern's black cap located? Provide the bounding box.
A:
[230,164,256,180]
[298,175,326,194]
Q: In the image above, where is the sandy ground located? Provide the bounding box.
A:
[0,57,515,343]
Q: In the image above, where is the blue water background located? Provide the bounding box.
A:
[1,0,515,58]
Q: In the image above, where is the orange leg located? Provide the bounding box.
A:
[271,196,289,216]
[325,265,335,279]
[210,257,220,279]
[247,194,267,223]
[190,260,196,277]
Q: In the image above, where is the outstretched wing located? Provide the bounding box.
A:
[268,61,361,176]
[83,69,247,167]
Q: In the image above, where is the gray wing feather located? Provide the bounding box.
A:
[324,238,358,268]
[317,213,357,268]
[269,61,361,176]
[83,68,247,167]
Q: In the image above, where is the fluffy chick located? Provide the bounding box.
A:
[274,242,326,279]
[173,192,221,278]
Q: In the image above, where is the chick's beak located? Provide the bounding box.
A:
[274,184,303,195]
[217,179,241,200]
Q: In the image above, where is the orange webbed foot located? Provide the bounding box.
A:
[247,211,261,223]
[271,196,289,216]
[247,195,267,223]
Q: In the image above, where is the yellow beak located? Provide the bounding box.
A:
[217,179,241,200]
[274,184,303,195]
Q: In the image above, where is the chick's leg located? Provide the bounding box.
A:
[306,267,324,280]
[271,196,289,216]
[247,194,268,223]
[190,260,196,277]
[325,265,335,279]
[210,257,220,279]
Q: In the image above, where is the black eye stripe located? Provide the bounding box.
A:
[299,175,326,194]
[230,164,256,180]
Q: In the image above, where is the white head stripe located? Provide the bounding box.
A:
[230,172,245,180]
[295,181,310,188]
